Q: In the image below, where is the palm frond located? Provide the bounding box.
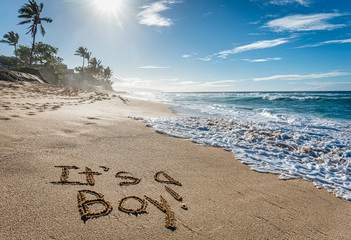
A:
[40,17,53,23]
[18,19,32,25]
[40,24,45,36]
[39,3,44,13]
[18,4,34,16]
[18,13,33,19]
[15,33,19,42]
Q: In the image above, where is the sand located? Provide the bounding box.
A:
[1,80,351,240]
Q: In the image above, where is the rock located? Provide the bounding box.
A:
[0,69,45,84]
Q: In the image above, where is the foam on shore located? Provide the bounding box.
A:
[132,115,351,200]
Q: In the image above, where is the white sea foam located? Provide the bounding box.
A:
[131,91,351,200]
[130,114,351,200]
[262,94,320,101]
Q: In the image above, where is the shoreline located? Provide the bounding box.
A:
[1,81,351,239]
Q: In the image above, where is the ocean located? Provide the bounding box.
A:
[132,91,351,200]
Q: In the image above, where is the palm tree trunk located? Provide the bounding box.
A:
[29,31,36,68]
[14,44,17,59]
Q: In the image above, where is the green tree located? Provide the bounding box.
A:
[88,57,103,75]
[34,42,60,65]
[18,0,53,67]
[103,66,113,80]
[0,56,22,69]
[15,45,31,66]
[85,51,92,67]
[0,31,20,58]
[74,46,88,69]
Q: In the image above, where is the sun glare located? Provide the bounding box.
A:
[91,0,127,29]
[92,0,122,13]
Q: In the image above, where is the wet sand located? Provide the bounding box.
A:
[1,80,351,239]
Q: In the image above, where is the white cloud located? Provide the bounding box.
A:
[243,57,282,62]
[198,56,212,61]
[161,78,179,81]
[249,20,261,25]
[137,0,180,27]
[250,0,312,7]
[304,81,351,90]
[182,54,192,58]
[216,38,289,59]
[209,79,244,84]
[264,13,346,32]
[111,76,153,86]
[253,71,350,81]
[174,81,234,90]
[179,81,200,85]
[268,0,311,6]
[203,11,213,17]
[306,81,351,86]
[248,32,266,36]
[298,38,351,48]
[137,65,170,69]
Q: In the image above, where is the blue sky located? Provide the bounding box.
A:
[0,0,350,92]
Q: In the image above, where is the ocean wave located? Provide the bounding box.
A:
[132,91,351,200]
[132,115,351,200]
[262,94,321,101]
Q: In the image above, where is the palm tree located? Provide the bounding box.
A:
[18,0,53,67]
[89,57,103,75]
[0,31,20,58]
[75,46,88,69]
[103,67,113,80]
[89,57,102,69]
[85,51,92,67]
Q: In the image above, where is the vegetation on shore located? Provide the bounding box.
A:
[0,31,19,58]
[0,0,114,92]
[18,0,53,68]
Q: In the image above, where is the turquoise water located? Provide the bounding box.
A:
[142,91,351,121]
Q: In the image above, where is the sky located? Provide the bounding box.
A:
[0,0,350,92]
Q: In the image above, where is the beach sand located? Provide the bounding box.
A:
[1,80,351,240]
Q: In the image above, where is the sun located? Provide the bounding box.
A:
[90,0,127,29]
[92,0,122,13]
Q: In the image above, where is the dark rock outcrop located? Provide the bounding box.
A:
[0,69,45,84]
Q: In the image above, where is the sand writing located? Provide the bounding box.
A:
[51,166,186,229]
[51,165,86,185]
[144,195,176,229]
[51,166,102,185]
[77,189,113,221]
[154,171,182,186]
[79,167,102,185]
[99,166,110,172]
[118,196,148,214]
[115,171,141,186]
[165,186,183,201]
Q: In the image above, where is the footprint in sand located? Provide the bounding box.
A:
[87,117,100,120]
[52,105,61,110]
[26,112,36,116]
[0,117,11,120]
[62,129,77,134]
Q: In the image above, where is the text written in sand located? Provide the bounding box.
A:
[51,166,187,229]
